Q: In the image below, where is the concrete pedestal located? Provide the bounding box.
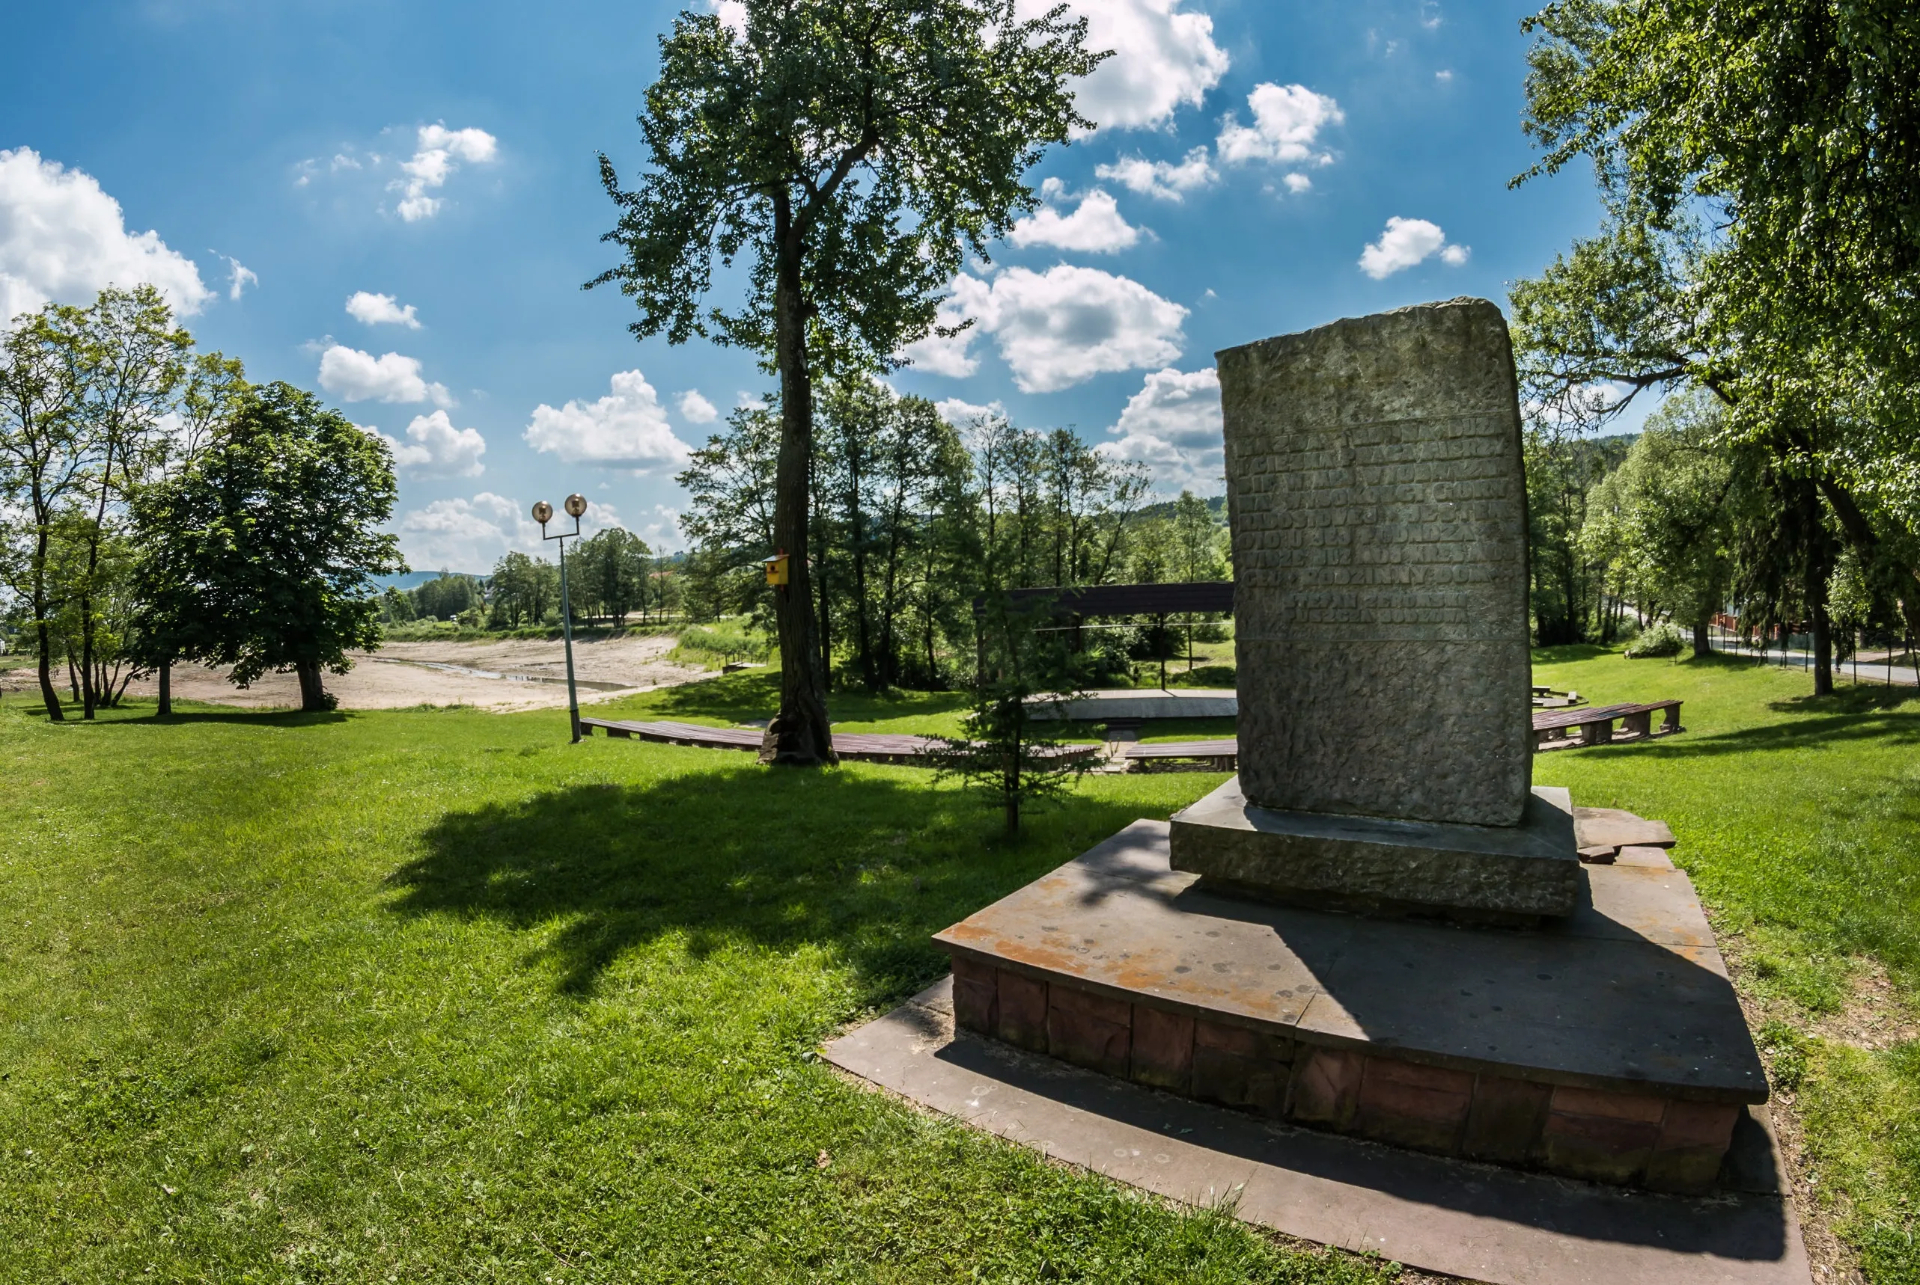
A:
[933,821,1767,1194]
[1169,778,1582,924]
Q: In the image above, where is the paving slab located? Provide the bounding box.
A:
[936,821,1766,1103]
[826,979,1809,1285]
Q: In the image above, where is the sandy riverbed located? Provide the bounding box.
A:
[0,634,711,712]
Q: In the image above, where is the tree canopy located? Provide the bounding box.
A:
[592,0,1102,765]
[131,383,403,712]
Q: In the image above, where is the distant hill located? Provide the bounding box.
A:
[370,570,485,591]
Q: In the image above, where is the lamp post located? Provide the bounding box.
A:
[535,494,588,742]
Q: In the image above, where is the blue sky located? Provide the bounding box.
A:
[2,0,1618,573]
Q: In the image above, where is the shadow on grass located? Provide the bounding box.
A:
[387,763,1148,1001]
[5,701,350,728]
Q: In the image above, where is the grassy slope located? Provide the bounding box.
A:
[0,694,1384,1284]
[1532,648,1920,1283]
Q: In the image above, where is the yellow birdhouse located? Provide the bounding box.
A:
[763,552,790,586]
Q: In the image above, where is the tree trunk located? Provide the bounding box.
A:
[34,618,63,721]
[158,659,172,717]
[760,205,835,766]
[295,660,330,712]
[1692,618,1711,659]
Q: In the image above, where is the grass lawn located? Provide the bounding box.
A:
[4,648,1917,1282]
[0,690,1385,1283]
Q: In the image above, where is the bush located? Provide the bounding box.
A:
[1624,622,1686,658]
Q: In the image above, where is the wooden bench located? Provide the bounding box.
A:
[1531,700,1684,751]
[1618,699,1684,737]
[578,717,1098,769]
[1123,739,1239,771]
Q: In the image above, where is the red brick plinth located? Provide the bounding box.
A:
[947,952,1741,1194]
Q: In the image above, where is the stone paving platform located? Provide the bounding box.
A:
[824,978,1809,1285]
[933,822,1767,1193]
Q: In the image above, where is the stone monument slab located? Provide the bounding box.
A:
[1218,297,1532,826]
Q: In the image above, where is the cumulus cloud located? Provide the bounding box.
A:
[1357,217,1470,278]
[397,492,535,572]
[1095,147,1217,202]
[1016,0,1228,132]
[219,255,257,301]
[374,409,486,478]
[677,389,719,424]
[318,344,451,406]
[1216,84,1344,167]
[0,147,211,325]
[709,0,748,37]
[934,397,1006,427]
[1283,173,1313,194]
[346,291,421,328]
[901,266,1187,394]
[393,124,498,222]
[523,370,693,471]
[1009,182,1141,253]
[636,503,688,554]
[1097,366,1223,493]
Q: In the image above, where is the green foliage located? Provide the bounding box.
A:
[1622,622,1685,658]
[670,620,772,668]
[130,382,403,711]
[1513,0,1920,673]
[590,0,1101,360]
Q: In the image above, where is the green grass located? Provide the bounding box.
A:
[7,649,1919,1282]
[0,692,1397,1283]
[1532,647,1920,1282]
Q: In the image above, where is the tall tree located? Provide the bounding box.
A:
[69,287,190,718]
[0,310,85,720]
[130,383,403,712]
[590,0,1101,765]
[1515,0,1920,660]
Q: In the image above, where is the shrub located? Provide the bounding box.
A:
[1625,622,1686,658]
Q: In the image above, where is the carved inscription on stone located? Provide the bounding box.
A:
[1217,298,1531,827]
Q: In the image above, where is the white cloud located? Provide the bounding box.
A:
[523,370,693,471]
[1097,366,1222,493]
[375,409,486,478]
[346,291,421,328]
[677,389,719,424]
[896,302,982,380]
[1216,84,1344,166]
[1283,174,1313,194]
[709,0,748,37]
[0,147,211,325]
[220,255,257,301]
[1095,147,1217,202]
[637,503,687,554]
[1017,0,1229,132]
[1435,69,1454,83]
[318,344,452,406]
[902,266,1187,393]
[1009,182,1140,253]
[1357,217,1471,278]
[393,124,498,222]
[397,492,536,572]
[934,397,1005,427]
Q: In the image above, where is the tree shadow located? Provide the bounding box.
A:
[4,701,349,728]
[387,764,1152,1002]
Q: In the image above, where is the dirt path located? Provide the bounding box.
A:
[1,634,709,712]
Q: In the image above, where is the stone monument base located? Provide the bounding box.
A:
[933,821,1768,1194]
[1168,778,1582,925]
